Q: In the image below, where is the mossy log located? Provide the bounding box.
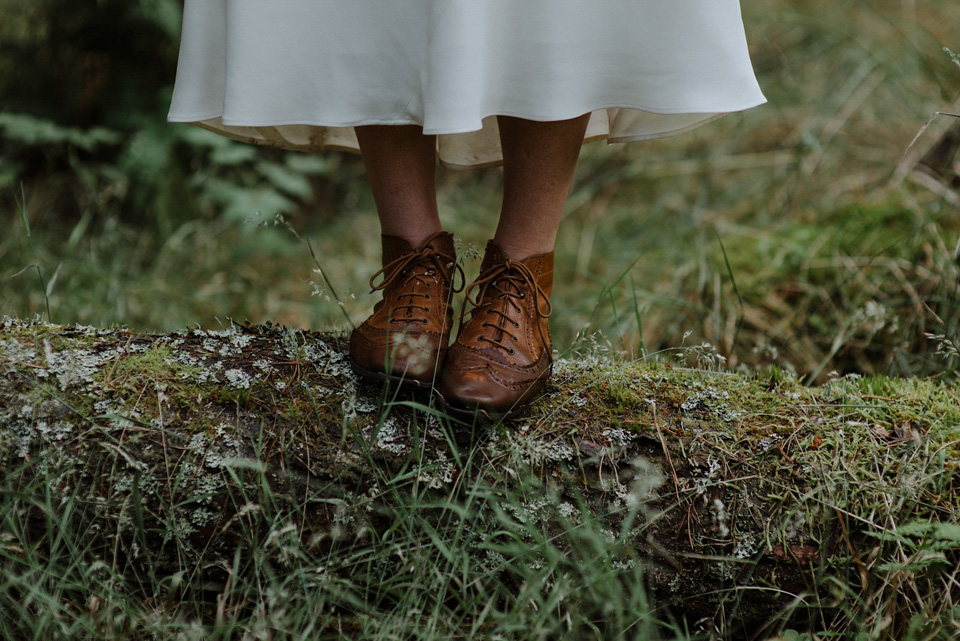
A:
[2,319,958,635]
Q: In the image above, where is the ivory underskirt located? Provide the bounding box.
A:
[168,0,766,169]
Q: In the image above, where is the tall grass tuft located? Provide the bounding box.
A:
[12,184,54,323]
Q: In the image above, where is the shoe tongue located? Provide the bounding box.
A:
[476,241,554,317]
[380,235,414,266]
[480,240,510,273]
[477,242,516,334]
[427,231,456,262]
[381,232,455,266]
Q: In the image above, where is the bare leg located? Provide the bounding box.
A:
[493,114,591,260]
[355,125,442,247]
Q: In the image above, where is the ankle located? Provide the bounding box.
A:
[490,238,554,261]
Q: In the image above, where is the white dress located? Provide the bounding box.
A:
[168,0,765,169]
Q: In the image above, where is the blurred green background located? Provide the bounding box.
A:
[3,0,960,382]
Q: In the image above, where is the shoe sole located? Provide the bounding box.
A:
[350,360,534,426]
[434,391,523,424]
[349,359,436,392]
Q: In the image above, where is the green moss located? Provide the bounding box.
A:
[603,380,642,410]
[97,343,203,415]
[217,386,251,408]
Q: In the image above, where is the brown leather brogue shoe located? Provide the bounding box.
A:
[350,231,462,389]
[438,241,554,419]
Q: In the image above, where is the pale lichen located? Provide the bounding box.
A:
[417,453,455,490]
[224,368,253,389]
[371,417,407,455]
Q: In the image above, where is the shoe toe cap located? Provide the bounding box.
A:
[439,365,522,414]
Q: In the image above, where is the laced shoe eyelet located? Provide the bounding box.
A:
[427,268,436,276]
[507,348,515,355]
[519,291,526,299]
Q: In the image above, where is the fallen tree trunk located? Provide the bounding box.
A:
[1,318,958,638]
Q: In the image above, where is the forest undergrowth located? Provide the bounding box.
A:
[2,0,960,384]
[2,0,960,639]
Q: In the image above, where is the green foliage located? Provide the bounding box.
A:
[0,113,122,150]
[0,0,365,249]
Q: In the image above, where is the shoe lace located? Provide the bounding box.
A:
[461,260,552,354]
[369,243,464,323]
